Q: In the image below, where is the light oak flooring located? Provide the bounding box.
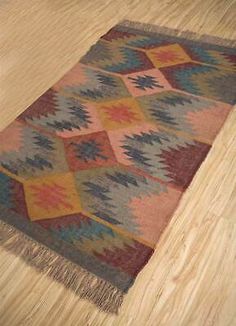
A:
[0,1,236,325]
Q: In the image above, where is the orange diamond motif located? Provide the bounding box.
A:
[95,97,146,130]
[146,44,191,68]
[24,173,82,220]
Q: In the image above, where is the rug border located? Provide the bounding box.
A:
[118,20,236,49]
[0,219,124,313]
[0,204,133,290]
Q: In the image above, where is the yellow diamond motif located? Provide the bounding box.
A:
[147,43,191,68]
[24,173,82,221]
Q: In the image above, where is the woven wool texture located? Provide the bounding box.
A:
[0,21,235,313]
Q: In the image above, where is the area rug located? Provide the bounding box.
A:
[0,20,235,313]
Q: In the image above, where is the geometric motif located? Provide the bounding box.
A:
[181,45,236,70]
[101,26,236,69]
[109,125,210,188]
[75,165,182,243]
[146,44,192,68]
[18,89,103,138]
[80,40,154,74]
[161,62,236,104]
[0,121,68,179]
[0,171,28,218]
[36,213,154,277]
[137,90,232,143]
[64,131,117,171]
[24,173,82,220]
[53,64,130,102]
[122,68,171,97]
[0,21,235,309]
[95,97,146,130]
[101,27,168,49]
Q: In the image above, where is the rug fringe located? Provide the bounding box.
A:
[118,20,236,48]
[0,220,123,313]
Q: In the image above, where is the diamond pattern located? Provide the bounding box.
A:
[18,89,103,138]
[80,40,154,74]
[75,165,182,243]
[122,68,171,97]
[24,173,81,220]
[95,97,146,130]
[1,27,234,239]
[137,90,232,143]
[1,25,234,240]
[160,62,236,104]
[0,22,235,296]
[64,131,117,171]
[146,44,192,68]
[0,121,68,179]
[53,63,130,102]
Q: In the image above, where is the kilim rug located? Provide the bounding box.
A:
[0,20,236,313]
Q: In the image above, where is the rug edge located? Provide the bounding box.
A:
[118,20,236,48]
[0,220,124,314]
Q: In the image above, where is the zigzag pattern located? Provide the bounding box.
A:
[137,90,231,142]
[36,213,153,276]
[160,62,236,104]
[80,40,154,74]
[101,27,170,49]
[183,45,236,70]
[75,165,164,231]
[74,164,182,244]
[0,121,68,178]
[102,26,236,70]
[122,129,210,188]
[0,172,28,217]
[19,89,92,135]
[54,64,130,102]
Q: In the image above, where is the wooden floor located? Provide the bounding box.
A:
[0,1,236,325]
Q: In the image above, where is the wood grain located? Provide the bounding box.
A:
[0,1,235,325]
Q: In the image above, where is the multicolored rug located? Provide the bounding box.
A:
[0,20,235,313]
